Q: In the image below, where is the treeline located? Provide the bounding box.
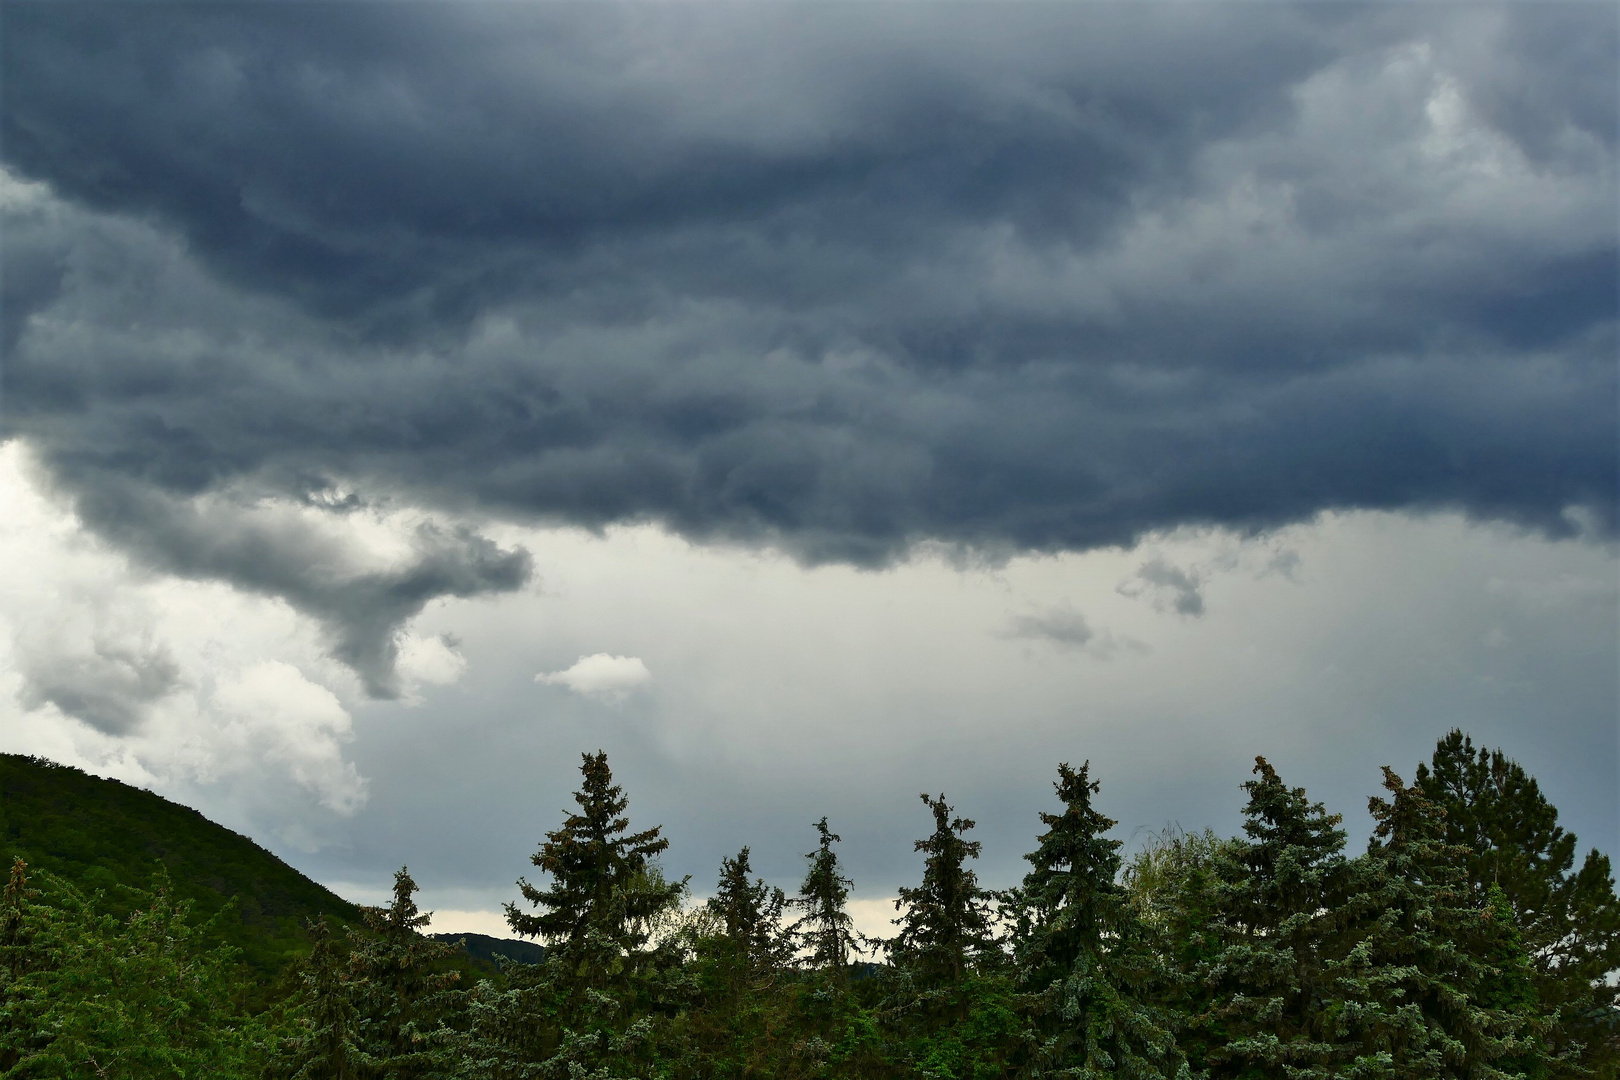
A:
[2,730,1616,1079]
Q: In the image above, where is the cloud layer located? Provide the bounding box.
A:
[0,5,1612,912]
[2,6,1612,673]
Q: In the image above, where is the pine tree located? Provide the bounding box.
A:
[888,794,1023,1080]
[347,867,461,1078]
[506,751,684,978]
[1332,767,1540,1079]
[787,817,864,980]
[708,845,791,977]
[891,793,998,988]
[1418,730,1620,1074]
[1011,761,1187,1079]
[275,916,366,1080]
[1198,756,1350,1079]
[480,752,686,1080]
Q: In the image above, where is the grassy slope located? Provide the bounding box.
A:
[0,753,362,976]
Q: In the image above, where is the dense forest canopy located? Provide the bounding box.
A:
[1,730,1615,1079]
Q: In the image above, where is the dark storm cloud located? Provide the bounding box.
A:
[2,3,1615,683]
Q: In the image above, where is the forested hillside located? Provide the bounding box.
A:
[1,732,1615,1079]
[0,754,361,975]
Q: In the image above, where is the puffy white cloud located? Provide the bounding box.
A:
[535,654,652,703]
[0,440,406,833]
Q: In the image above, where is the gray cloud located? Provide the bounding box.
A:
[1005,606,1097,648]
[1001,604,1142,659]
[0,3,1613,626]
[1121,558,1207,617]
[18,636,181,735]
[62,479,532,699]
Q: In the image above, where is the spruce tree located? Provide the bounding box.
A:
[1198,757,1350,1078]
[483,752,686,1079]
[276,916,366,1080]
[708,845,791,977]
[891,793,998,988]
[787,817,865,979]
[506,750,684,977]
[1333,767,1540,1079]
[1011,761,1187,1079]
[1418,730,1620,1074]
[347,867,461,1078]
[888,794,1022,1080]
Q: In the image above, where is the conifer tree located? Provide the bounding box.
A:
[787,817,864,979]
[1332,767,1541,1079]
[1418,730,1620,1073]
[887,794,1023,1080]
[275,916,366,1080]
[506,751,684,977]
[708,845,790,976]
[891,793,998,988]
[479,752,686,1080]
[1012,761,1187,1079]
[1198,757,1350,1078]
[347,867,461,1078]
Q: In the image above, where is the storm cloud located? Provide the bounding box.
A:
[2,3,1615,691]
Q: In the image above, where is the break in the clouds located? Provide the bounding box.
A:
[1,3,1614,701]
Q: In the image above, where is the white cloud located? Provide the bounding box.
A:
[396,633,470,702]
[0,441,377,832]
[535,653,652,703]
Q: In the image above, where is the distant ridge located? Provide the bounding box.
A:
[431,930,546,966]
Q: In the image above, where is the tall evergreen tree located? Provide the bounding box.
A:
[787,818,864,980]
[1198,757,1350,1078]
[478,752,686,1080]
[1418,730,1620,1074]
[891,793,998,988]
[274,916,366,1080]
[708,845,791,977]
[506,751,685,975]
[1012,762,1187,1080]
[347,867,461,1079]
[888,794,1022,1080]
[1331,767,1541,1079]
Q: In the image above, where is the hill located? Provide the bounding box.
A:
[431,930,545,966]
[0,753,365,975]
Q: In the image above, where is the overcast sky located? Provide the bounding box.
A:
[1,2,1614,939]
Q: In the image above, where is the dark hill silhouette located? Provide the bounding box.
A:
[0,753,363,974]
[0,753,539,978]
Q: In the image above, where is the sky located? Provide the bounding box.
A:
[1,2,1615,941]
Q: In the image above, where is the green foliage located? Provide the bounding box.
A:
[891,794,999,991]
[506,751,685,973]
[0,754,361,980]
[0,859,272,1079]
[1197,756,1351,1078]
[1009,762,1187,1080]
[788,819,865,981]
[1418,730,1620,1076]
[474,752,690,1079]
[1,736,1614,1080]
[1324,767,1542,1079]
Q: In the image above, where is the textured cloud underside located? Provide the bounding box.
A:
[0,4,1613,694]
